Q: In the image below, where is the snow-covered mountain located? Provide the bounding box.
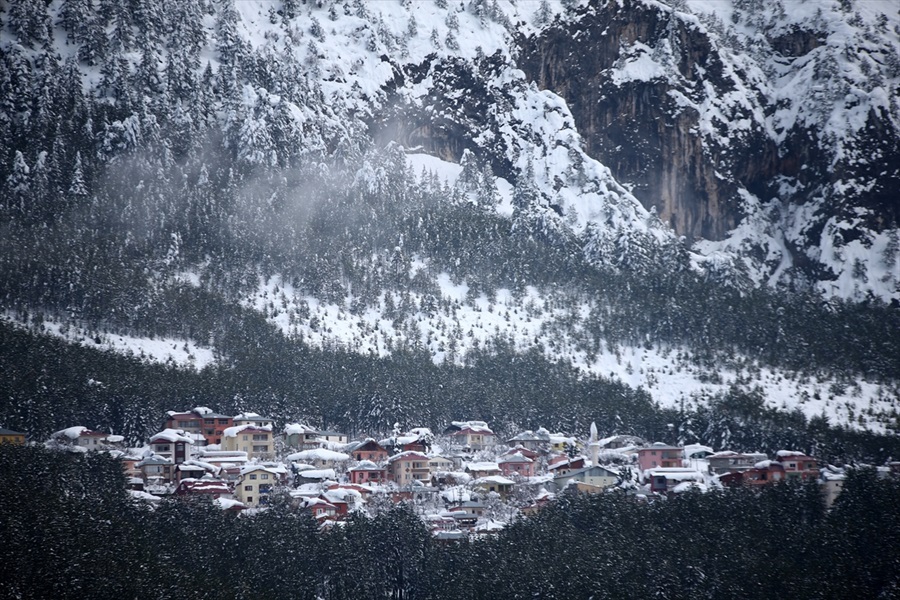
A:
[1,0,898,435]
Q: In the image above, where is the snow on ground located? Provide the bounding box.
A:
[2,313,216,369]
[242,275,899,433]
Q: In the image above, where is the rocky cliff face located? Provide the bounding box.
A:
[513,0,900,300]
[518,0,777,242]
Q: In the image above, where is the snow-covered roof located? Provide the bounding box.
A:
[776,450,814,460]
[474,475,516,486]
[508,429,551,442]
[297,468,337,481]
[239,464,281,477]
[672,481,709,494]
[214,497,246,511]
[129,490,162,503]
[286,448,350,462]
[387,451,430,463]
[223,424,272,438]
[197,450,248,463]
[465,462,500,472]
[683,443,714,457]
[646,468,705,481]
[137,455,172,467]
[52,426,105,439]
[284,422,317,436]
[350,460,383,471]
[150,429,195,444]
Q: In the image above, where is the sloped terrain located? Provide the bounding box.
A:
[1,0,899,439]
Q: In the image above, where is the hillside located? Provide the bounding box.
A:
[1,0,899,440]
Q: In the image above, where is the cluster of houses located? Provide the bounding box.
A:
[8,408,894,534]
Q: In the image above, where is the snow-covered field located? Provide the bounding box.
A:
[2,313,216,370]
[241,270,899,434]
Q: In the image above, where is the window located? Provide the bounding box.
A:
[253,445,268,453]
[242,434,248,441]
[260,474,269,480]
[156,444,170,452]
[247,496,253,504]
[218,419,229,425]
[252,434,268,441]
[244,485,252,491]
[249,474,257,480]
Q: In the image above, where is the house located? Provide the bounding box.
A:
[498,453,536,478]
[775,450,819,480]
[321,487,363,517]
[473,475,515,498]
[506,429,551,450]
[174,478,232,500]
[446,501,487,527]
[295,468,337,485]
[428,455,456,474]
[520,491,555,516]
[448,423,495,451]
[380,432,430,454]
[0,427,26,444]
[232,412,275,429]
[346,439,389,463]
[503,446,540,461]
[465,462,501,479]
[387,451,431,485]
[149,429,195,464]
[707,451,768,475]
[137,455,174,486]
[234,465,280,507]
[597,434,646,450]
[176,463,208,482]
[164,407,234,446]
[299,497,337,521]
[286,448,351,470]
[425,513,458,532]
[348,460,388,485]
[719,461,786,487]
[283,423,321,449]
[637,443,684,471]
[646,468,705,494]
[548,456,586,477]
[820,467,846,508]
[548,433,579,454]
[195,450,249,476]
[50,426,109,450]
[318,430,349,445]
[552,465,619,492]
[222,425,273,459]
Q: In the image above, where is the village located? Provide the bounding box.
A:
[7,407,886,536]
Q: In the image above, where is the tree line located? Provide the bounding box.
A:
[2,445,899,599]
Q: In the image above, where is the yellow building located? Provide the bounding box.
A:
[235,466,279,507]
[222,425,273,459]
[0,427,25,444]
